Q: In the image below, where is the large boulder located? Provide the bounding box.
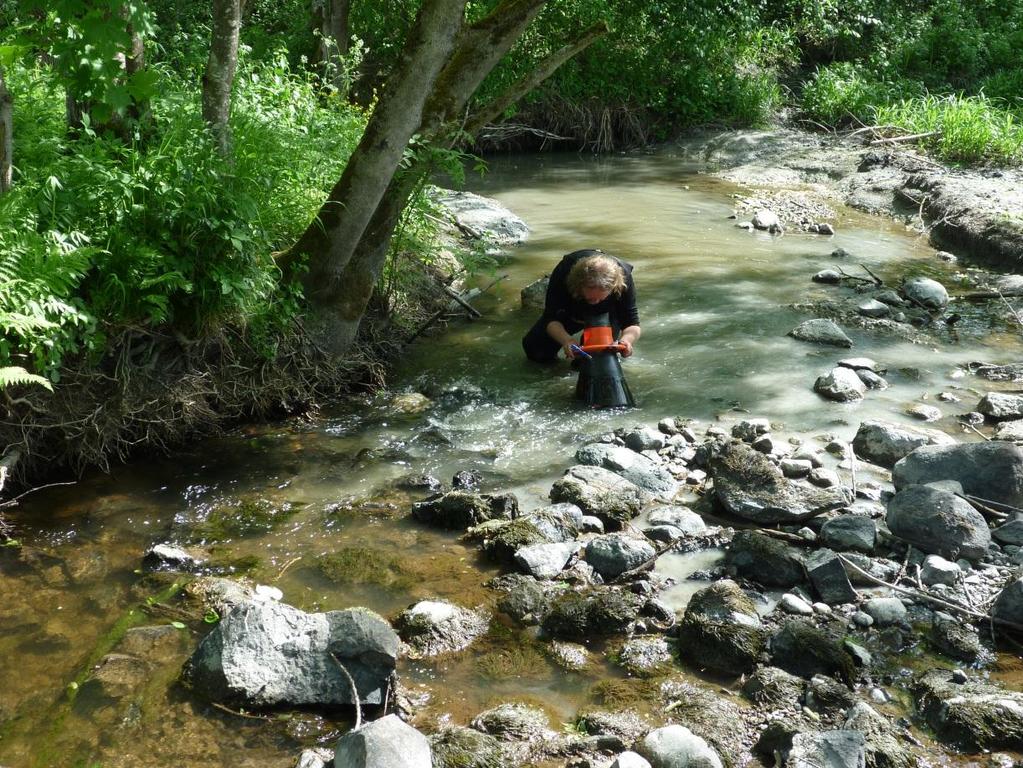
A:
[432,188,529,245]
[576,443,679,497]
[638,724,723,768]
[183,600,399,708]
[711,442,852,524]
[992,574,1023,628]
[541,588,643,640]
[814,368,866,402]
[725,530,805,587]
[892,442,1023,509]
[978,392,1023,420]
[886,485,991,561]
[914,669,1023,750]
[550,465,646,530]
[334,715,431,768]
[675,580,767,675]
[412,491,517,530]
[851,420,956,468]
[902,277,948,309]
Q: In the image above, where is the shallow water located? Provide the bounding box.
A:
[2,147,1021,766]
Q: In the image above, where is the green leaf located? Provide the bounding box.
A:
[0,367,54,392]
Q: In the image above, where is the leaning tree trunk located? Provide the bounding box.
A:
[0,66,12,194]
[202,0,243,156]
[280,0,469,355]
[314,0,351,91]
[324,11,609,353]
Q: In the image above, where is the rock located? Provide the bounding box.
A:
[843,702,915,768]
[390,392,431,415]
[861,598,906,627]
[781,459,813,478]
[902,277,949,310]
[810,468,841,487]
[815,368,866,402]
[820,516,876,553]
[852,421,956,469]
[578,709,650,743]
[624,427,667,452]
[788,730,866,768]
[930,613,984,663]
[780,593,814,615]
[143,543,204,571]
[297,748,334,768]
[858,300,891,318]
[432,188,529,245]
[886,485,992,561]
[789,319,853,348]
[548,640,590,670]
[711,442,852,524]
[992,574,1023,628]
[741,665,803,708]
[646,506,706,534]
[495,576,553,624]
[804,549,858,605]
[471,703,549,741]
[814,269,843,284]
[896,443,1023,511]
[806,675,858,714]
[520,276,548,310]
[412,491,517,529]
[394,600,489,658]
[541,588,643,640]
[638,724,723,768]
[451,470,482,490]
[575,443,678,497]
[675,580,767,674]
[979,393,1023,420]
[550,465,646,530]
[857,370,889,390]
[612,751,653,768]
[905,404,941,422]
[914,669,1023,750]
[184,601,399,708]
[770,621,855,685]
[752,209,780,230]
[731,418,771,442]
[617,636,672,675]
[995,420,1023,442]
[993,514,1023,546]
[873,290,904,307]
[816,223,836,235]
[585,534,656,581]
[429,726,504,768]
[514,541,578,580]
[920,555,960,586]
[334,715,431,768]
[840,554,900,587]
[725,530,805,587]
[658,679,749,764]
[475,512,577,564]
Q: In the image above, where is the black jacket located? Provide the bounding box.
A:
[541,249,639,330]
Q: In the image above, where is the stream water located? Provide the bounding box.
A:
[2,147,1021,767]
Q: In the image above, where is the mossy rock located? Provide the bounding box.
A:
[914,669,1023,751]
[675,580,767,675]
[587,678,662,709]
[191,499,299,541]
[724,530,805,588]
[660,678,749,768]
[740,665,803,708]
[412,491,497,530]
[429,726,505,768]
[315,547,415,590]
[541,588,642,641]
[769,620,855,686]
[478,515,567,564]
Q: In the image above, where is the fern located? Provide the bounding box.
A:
[0,366,54,392]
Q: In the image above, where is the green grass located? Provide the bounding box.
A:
[875,93,1023,164]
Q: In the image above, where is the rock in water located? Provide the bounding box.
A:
[886,485,991,561]
[893,442,1023,510]
[334,715,432,768]
[788,319,853,348]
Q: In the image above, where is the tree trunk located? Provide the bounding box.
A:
[314,0,351,90]
[0,66,12,194]
[202,0,243,156]
[124,12,147,125]
[282,0,469,345]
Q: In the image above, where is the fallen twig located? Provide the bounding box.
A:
[210,701,271,721]
[0,479,77,509]
[276,555,302,581]
[870,130,939,145]
[961,421,992,442]
[330,652,362,730]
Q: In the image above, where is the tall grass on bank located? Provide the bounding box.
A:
[876,93,1023,164]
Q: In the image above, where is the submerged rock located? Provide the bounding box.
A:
[788,319,853,348]
[675,579,767,674]
[183,600,398,708]
[395,600,490,659]
[429,726,505,768]
[914,669,1023,750]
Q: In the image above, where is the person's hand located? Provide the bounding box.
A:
[618,338,634,357]
[562,341,578,359]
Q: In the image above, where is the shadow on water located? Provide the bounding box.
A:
[2,148,1022,766]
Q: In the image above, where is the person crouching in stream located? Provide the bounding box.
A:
[522,248,641,363]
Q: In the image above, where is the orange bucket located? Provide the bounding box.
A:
[581,325,614,348]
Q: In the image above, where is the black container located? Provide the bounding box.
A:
[575,350,635,408]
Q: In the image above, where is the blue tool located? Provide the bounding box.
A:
[570,344,592,359]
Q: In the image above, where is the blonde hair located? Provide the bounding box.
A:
[566,254,626,299]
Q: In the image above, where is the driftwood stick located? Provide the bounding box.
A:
[441,285,482,318]
[870,130,939,145]
[858,263,884,286]
[330,653,362,730]
[955,492,1009,521]
[836,554,1023,632]
[997,290,1023,329]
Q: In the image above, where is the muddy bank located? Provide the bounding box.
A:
[689,128,1023,273]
